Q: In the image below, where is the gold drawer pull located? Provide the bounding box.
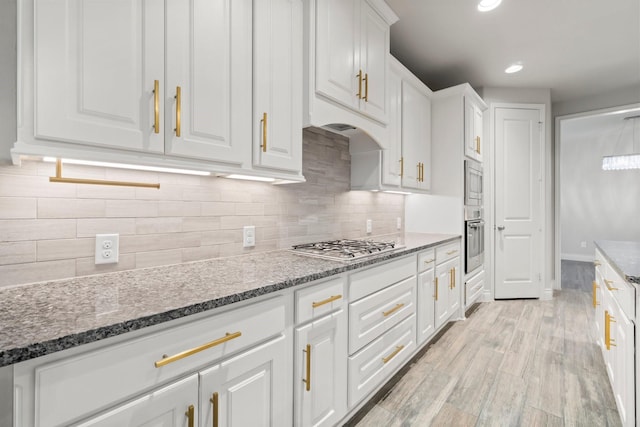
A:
[312,294,342,308]
[153,79,160,134]
[423,258,434,265]
[383,303,405,317]
[594,260,601,267]
[303,344,311,391]
[382,345,404,364]
[210,392,219,427]
[174,86,182,137]
[155,331,242,368]
[605,310,617,350]
[446,250,458,255]
[186,404,194,427]
[604,279,619,291]
[260,112,267,152]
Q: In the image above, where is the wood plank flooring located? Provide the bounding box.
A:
[348,289,621,426]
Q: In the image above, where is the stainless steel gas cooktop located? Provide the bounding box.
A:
[291,239,402,261]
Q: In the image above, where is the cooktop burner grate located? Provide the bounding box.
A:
[291,239,400,261]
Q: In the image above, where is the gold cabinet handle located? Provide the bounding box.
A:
[382,345,404,364]
[452,268,456,288]
[434,277,438,301]
[363,73,369,102]
[210,393,219,427]
[476,136,481,154]
[446,250,458,255]
[303,344,311,391]
[383,303,405,317]
[185,404,194,427]
[416,163,421,182]
[153,80,160,134]
[423,258,434,265]
[155,331,242,368]
[312,294,342,308]
[604,279,619,291]
[594,260,601,267]
[605,310,617,350]
[174,86,181,137]
[592,281,600,308]
[421,163,425,182]
[450,268,454,289]
[260,112,267,152]
[356,70,363,99]
[399,157,404,177]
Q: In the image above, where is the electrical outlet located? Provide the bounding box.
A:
[243,226,256,248]
[366,219,372,234]
[581,241,587,248]
[95,234,119,264]
[396,217,402,230]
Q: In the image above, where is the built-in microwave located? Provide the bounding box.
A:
[464,159,483,206]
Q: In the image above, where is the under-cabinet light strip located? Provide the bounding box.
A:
[43,157,211,176]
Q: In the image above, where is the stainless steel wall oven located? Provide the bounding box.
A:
[464,159,483,206]
[465,207,484,274]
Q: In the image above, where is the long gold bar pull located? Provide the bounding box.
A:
[476,136,481,154]
[312,294,342,308]
[210,392,219,427]
[592,281,599,308]
[356,70,363,99]
[185,404,194,427]
[416,163,421,182]
[260,112,268,152]
[50,159,160,189]
[604,279,619,291]
[153,80,160,134]
[363,73,369,102]
[450,268,453,289]
[382,345,404,364]
[303,344,311,391]
[383,303,405,317]
[155,331,242,367]
[399,157,404,177]
[434,277,438,301]
[175,86,181,137]
[452,268,456,288]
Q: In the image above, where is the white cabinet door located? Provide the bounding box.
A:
[76,375,198,427]
[295,310,348,427]
[434,263,450,329]
[448,259,461,314]
[200,335,289,427]
[34,0,164,153]
[401,80,431,191]
[464,98,484,162]
[612,307,634,427]
[165,0,251,164]
[358,0,388,123]
[253,0,303,173]
[314,0,359,111]
[382,60,402,187]
[417,267,435,345]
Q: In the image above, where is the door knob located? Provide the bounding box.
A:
[497,226,505,231]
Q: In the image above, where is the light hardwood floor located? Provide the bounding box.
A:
[349,290,621,426]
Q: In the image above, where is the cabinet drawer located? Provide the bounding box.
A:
[348,314,416,407]
[349,276,416,355]
[349,255,416,301]
[603,263,635,321]
[34,296,286,427]
[296,276,346,324]
[465,269,484,307]
[436,241,460,264]
[418,249,436,273]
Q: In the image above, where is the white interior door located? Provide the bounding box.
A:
[494,106,544,299]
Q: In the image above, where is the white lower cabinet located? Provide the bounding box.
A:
[464,269,484,309]
[76,375,199,427]
[417,249,436,345]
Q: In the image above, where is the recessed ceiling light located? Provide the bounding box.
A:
[478,0,502,12]
[505,63,523,74]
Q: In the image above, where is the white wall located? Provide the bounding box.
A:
[560,109,640,261]
[405,194,463,234]
[478,87,554,295]
[0,0,17,164]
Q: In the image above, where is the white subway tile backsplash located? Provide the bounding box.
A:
[0,129,404,287]
[0,197,37,219]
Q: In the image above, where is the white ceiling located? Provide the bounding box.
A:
[385,0,640,103]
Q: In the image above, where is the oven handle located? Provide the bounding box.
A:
[468,220,485,229]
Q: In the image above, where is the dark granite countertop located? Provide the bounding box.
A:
[594,240,640,285]
[0,233,459,367]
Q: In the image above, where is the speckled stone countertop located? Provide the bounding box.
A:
[595,240,640,285]
[0,233,459,367]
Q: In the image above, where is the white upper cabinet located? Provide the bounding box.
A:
[16,0,303,181]
[165,0,251,164]
[464,97,484,162]
[381,62,402,187]
[400,79,431,191]
[304,0,398,146]
[34,0,165,153]
[253,0,303,174]
[315,0,389,123]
